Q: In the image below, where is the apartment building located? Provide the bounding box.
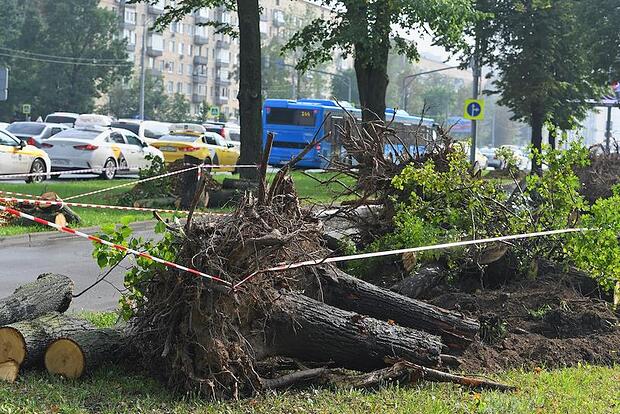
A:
[100,0,346,120]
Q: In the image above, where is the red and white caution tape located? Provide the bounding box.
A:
[0,204,232,287]
[64,163,258,201]
[0,189,46,200]
[232,227,592,289]
[0,166,143,179]
[0,196,229,217]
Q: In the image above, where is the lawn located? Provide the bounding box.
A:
[1,362,618,413]
[0,171,350,236]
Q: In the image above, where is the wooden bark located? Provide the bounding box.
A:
[45,328,126,379]
[237,0,262,181]
[0,360,19,383]
[0,313,93,368]
[0,273,73,326]
[262,292,442,371]
[312,267,479,349]
[390,264,447,299]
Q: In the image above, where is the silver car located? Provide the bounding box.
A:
[6,122,69,148]
[44,126,164,179]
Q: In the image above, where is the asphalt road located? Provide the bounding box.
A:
[0,222,157,311]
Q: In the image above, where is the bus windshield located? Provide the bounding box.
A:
[266,108,317,126]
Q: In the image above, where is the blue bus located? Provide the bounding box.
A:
[262,98,435,168]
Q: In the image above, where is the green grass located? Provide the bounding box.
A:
[1,364,618,413]
[0,172,352,237]
[75,311,119,328]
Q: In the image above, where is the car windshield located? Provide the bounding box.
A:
[7,123,46,135]
[111,123,140,135]
[45,116,76,125]
[160,134,199,143]
[51,129,100,140]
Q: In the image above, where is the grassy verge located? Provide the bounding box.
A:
[0,172,350,236]
[1,364,618,413]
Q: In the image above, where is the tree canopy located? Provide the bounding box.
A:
[283,0,478,123]
[0,0,129,120]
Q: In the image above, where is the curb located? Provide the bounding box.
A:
[0,220,156,248]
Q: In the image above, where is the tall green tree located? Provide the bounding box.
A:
[163,93,192,123]
[141,0,261,181]
[283,0,477,124]
[463,0,610,167]
[331,68,359,106]
[100,71,169,120]
[0,0,128,119]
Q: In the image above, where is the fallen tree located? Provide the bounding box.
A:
[0,273,73,326]
[0,312,93,369]
[45,327,127,379]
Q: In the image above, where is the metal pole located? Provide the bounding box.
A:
[470,59,480,165]
[401,66,460,112]
[139,18,148,121]
[605,105,613,152]
[347,77,352,102]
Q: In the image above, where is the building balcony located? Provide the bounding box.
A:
[215,95,229,104]
[216,40,230,49]
[148,6,164,16]
[216,77,231,86]
[123,21,136,30]
[192,93,207,104]
[146,47,163,57]
[194,15,209,25]
[147,68,163,77]
[193,55,208,65]
[215,57,230,66]
[194,35,208,45]
[192,74,208,84]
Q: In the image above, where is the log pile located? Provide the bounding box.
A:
[16,192,81,227]
[0,274,128,382]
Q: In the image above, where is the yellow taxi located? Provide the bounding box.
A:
[151,123,240,172]
[0,128,51,183]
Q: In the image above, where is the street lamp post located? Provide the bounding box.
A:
[401,66,460,112]
[139,17,153,121]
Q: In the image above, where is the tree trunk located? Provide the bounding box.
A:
[0,360,19,383]
[0,273,73,326]
[390,264,447,300]
[548,127,557,150]
[262,292,442,371]
[530,110,545,174]
[0,313,93,369]
[237,0,262,181]
[45,328,127,379]
[311,267,479,350]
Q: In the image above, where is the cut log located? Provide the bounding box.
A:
[263,292,443,371]
[0,273,73,326]
[390,264,447,299]
[45,328,125,379]
[311,267,479,349]
[0,313,93,368]
[207,189,242,208]
[0,360,19,383]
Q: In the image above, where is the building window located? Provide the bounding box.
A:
[159,60,165,71]
[149,33,164,51]
[148,57,154,68]
[178,63,183,75]
[167,81,173,93]
[179,42,184,55]
[167,61,174,73]
[177,82,182,93]
[188,44,193,56]
[123,29,136,45]
[187,64,193,75]
[124,9,137,24]
[186,83,192,95]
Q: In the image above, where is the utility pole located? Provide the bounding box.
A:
[139,17,150,121]
[605,105,613,152]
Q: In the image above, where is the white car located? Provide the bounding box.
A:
[0,122,9,130]
[111,119,171,144]
[0,129,51,183]
[43,126,164,179]
[44,112,80,126]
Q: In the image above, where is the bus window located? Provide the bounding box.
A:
[266,108,317,126]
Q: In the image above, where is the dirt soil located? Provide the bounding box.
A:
[427,262,620,372]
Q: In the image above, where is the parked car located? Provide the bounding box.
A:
[203,122,241,150]
[44,126,164,180]
[74,114,114,128]
[479,146,503,169]
[111,119,171,144]
[0,128,51,183]
[0,122,9,130]
[151,123,240,172]
[6,122,69,148]
[44,112,80,126]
